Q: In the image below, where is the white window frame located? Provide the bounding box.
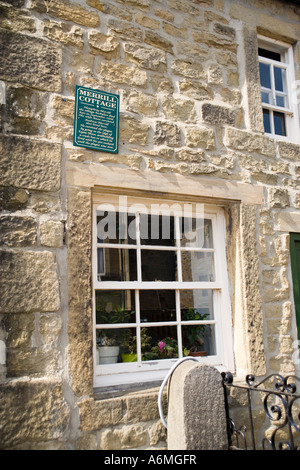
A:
[92,194,234,388]
[258,35,299,143]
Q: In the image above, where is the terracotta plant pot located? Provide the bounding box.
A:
[188,351,207,357]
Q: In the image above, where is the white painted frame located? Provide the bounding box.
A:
[92,195,234,387]
[258,35,300,143]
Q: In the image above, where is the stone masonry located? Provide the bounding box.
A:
[0,0,299,450]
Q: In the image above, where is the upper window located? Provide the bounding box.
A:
[258,37,299,142]
[92,194,234,388]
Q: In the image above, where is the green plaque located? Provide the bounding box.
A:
[73,86,119,153]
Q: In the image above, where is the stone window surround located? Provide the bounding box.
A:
[66,163,266,397]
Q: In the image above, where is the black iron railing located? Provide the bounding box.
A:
[222,372,300,450]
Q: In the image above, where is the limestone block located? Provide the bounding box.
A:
[123,90,158,116]
[124,42,167,72]
[171,59,206,80]
[0,30,62,92]
[192,30,237,52]
[202,103,235,126]
[0,3,36,33]
[145,30,173,53]
[178,79,213,100]
[154,121,182,147]
[162,96,196,122]
[0,135,61,192]
[100,425,147,450]
[119,115,150,145]
[5,85,46,135]
[0,215,37,247]
[0,379,70,449]
[277,141,300,161]
[43,20,84,49]
[135,12,160,29]
[0,250,60,313]
[40,220,64,247]
[167,362,228,450]
[268,188,289,208]
[88,31,120,58]
[30,0,100,27]
[107,18,143,42]
[0,187,29,211]
[186,126,215,150]
[97,62,147,88]
[224,128,275,157]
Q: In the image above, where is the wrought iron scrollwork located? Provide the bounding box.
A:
[222,372,300,450]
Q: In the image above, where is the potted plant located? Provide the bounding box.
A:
[96,306,134,364]
[182,308,209,357]
[141,329,178,361]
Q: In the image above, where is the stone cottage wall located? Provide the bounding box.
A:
[0,0,299,450]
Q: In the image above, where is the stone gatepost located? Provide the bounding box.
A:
[167,361,228,450]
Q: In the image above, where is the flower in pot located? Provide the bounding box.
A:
[141,329,179,361]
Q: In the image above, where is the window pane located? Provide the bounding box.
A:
[95,290,135,324]
[181,251,215,282]
[140,214,175,246]
[97,211,136,244]
[180,218,213,248]
[141,326,178,361]
[97,247,137,281]
[261,91,270,104]
[96,328,137,364]
[182,324,216,356]
[263,108,271,133]
[180,289,214,321]
[259,62,271,89]
[258,48,281,62]
[120,328,137,362]
[274,67,284,92]
[273,111,286,136]
[275,94,286,108]
[140,290,176,323]
[141,249,178,281]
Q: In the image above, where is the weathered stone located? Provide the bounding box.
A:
[119,115,150,145]
[277,141,300,161]
[52,96,74,126]
[0,187,29,211]
[192,30,237,52]
[150,75,174,93]
[86,0,105,12]
[224,128,276,157]
[30,0,100,27]
[107,18,143,42]
[163,22,188,39]
[70,51,94,74]
[178,79,213,100]
[243,25,264,133]
[167,363,228,450]
[100,425,147,450]
[144,30,173,53]
[185,126,216,150]
[268,188,289,208]
[40,220,64,247]
[0,4,36,33]
[0,30,62,92]
[97,63,147,87]
[0,380,70,449]
[176,148,206,163]
[0,135,61,192]
[171,59,206,80]
[0,250,60,313]
[162,96,196,122]
[154,121,182,147]
[43,20,84,49]
[122,90,158,116]
[124,42,167,72]
[88,31,120,57]
[67,188,93,397]
[213,22,236,39]
[135,12,160,29]
[0,216,37,247]
[5,85,46,135]
[202,103,235,126]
